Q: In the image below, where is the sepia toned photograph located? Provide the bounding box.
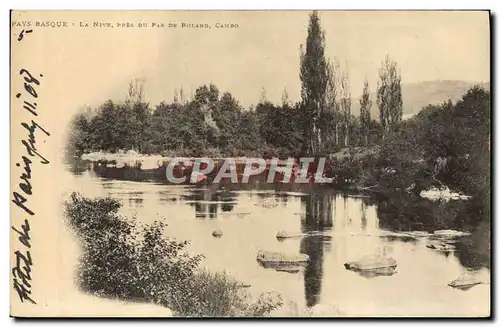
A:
[10,10,490,318]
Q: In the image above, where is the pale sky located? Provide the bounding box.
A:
[138,11,491,107]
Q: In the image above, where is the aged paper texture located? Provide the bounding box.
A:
[10,10,490,318]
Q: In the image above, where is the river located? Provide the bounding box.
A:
[63,160,490,317]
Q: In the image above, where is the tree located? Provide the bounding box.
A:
[259,87,268,104]
[179,87,187,105]
[173,89,180,104]
[123,79,152,152]
[212,92,242,153]
[193,84,220,149]
[130,102,152,153]
[237,109,262,153]
[359,79,372,146]
[299,11,329,155]
[323,57,341,149]
[91,100,119,151]
[126,78,145,105]
[255,99,303,157]
[376,55,403,137]
[67,110,91,155]
[281,87,291,107]
[338,65,351,147]
[428,86,490,195]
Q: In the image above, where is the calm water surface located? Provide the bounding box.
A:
[65,162,490,317]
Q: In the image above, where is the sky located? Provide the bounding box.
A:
[138,10,491,107]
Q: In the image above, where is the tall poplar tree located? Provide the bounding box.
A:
[376,55,403,137]
[325,57,340,148]
[359,79,372,146]
[339,65,351,147]
[299,11,329,154]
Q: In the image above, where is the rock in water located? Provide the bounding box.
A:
[275,267,301,274]
[257,250,309,269]
[433,229,471,237]
[402,231,432,238]
[276,230,289,240]
[426,242,455,252]
[255,199,279,209]
[276,230,309,241]
[448,275,482,290]
[344,254,397,277]
[212,229,223,238]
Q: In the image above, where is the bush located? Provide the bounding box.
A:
[63,193,282,317]
[178,269,282,317]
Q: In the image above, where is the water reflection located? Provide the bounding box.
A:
[68,160,490,312]
[375,195,490,271]
[454,221,490,270]
[179,184,238,218]
[299,190,334,307]
[361,201,367,231]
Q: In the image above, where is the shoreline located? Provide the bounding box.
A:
[78,150,472,202]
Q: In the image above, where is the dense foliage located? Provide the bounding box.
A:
[327,86,490,197]
[66,84,384,158]
[64,193,283,316]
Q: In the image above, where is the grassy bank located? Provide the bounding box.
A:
[63,193,283,317]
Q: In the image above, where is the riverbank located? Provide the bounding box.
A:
[77,148,473,202]
[81,150,169,170]
[81,150,289,170]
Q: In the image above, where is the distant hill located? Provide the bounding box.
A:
[351,80,490,120]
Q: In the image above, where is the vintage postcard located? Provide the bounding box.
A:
[10,10,491,318]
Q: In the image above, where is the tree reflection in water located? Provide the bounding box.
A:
[297,190,490,307]
[375,193,490,271]
[182,184,237,218]
[300,190,333,307]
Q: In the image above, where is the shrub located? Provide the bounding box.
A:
[177,269,282,317]
[63,193,282,317]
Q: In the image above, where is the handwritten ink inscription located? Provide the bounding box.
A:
[12,68,50,305]
[12,220,35,304]
[17,29,33,42]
